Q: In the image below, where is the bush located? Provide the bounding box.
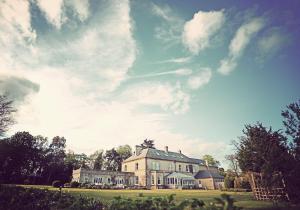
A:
[52,180,62,188]
[64,182,71,188]
[224,175,235,189]
[0,185,104,210]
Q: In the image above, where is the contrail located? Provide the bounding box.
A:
[130,68,192,79]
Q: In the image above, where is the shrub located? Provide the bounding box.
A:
[224,175,235,189]
[64,182,71,188]
[23,179,30,185]
[70,181,78,187]
[52,180,62,188]
[0,185,104,210]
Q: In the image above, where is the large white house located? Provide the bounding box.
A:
[72,145,224,190]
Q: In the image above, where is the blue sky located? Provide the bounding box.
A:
[0,0,299,166]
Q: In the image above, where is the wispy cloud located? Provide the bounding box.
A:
[187,68,212,90]
[218,17,265,75]
[155,56,192,64]
[122,82,190,114]
[131,68,192,79]
[36,0,65,29]
[151,3,183,43]
[256,27,288,62]
[182,10,225,54]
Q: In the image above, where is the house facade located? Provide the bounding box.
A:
[121,145,224,189]
[72,145,224,190]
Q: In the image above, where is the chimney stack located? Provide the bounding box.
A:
[135,145,142,156]
[165,146,168,152]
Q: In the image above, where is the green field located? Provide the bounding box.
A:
[20,185,298,209]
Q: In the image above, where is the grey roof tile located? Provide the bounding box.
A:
[123,148,205,164]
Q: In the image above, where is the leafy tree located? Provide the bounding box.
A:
[225,154,240,177]
[45,136,67,183]
[234,123,291,188]
[0,132,46,184]
[90,150,104,170]
[116,145,132,161]
[140,139,155,149]
[282,99,300,159]
[104,148,121,171]
[0,95,16,136]
[202,154,220,166]
[282,99,300,200]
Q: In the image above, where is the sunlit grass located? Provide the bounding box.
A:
[19,185,296,209]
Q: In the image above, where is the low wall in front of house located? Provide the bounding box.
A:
[72,168,135,186]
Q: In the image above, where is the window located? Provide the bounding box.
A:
[135,163,139,170]
[151,175,154,185]
[175,178,178,185]
[167,178,169,184]
[124,165,127,171]
[186,165,189,172]
[178,165,181,171]
[169,164,173,171]
[135,176,139,185]
[152,162,160,170]
[108,178,111,183]
[157,176,161,185]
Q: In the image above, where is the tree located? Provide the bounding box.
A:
[140,139,155,149]
[45,136,67,183]
[282,99,300,200]
[104,148,121,171]
[90,150,104,170]
[234,122,291,188]
[225,154,240,177]
[0,132,47,184]
[0,95,16,136]
[116,145,132,161]
[202,154,220,166]
[282,99,300,159]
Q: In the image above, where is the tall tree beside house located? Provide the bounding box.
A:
[202,154,220,166]
[45,136,67,183]
[91,150,104,170]
[140,138,155,149]
[116,145,132,161]
[234,123,291,188]
[0,95,16,136]
[104,148,121,171]
[282,99,300,200]
[225,154,240,177]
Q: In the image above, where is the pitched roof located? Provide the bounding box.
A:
[194,170,224,179]
[123,147,204,164]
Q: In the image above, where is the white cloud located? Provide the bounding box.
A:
[36,0,65,29]
[256,27,287,61]
[187,68,212,90]
[182,10,225,54]
[218,18,265,75]
[0,0,227,160]
[66,0,90,21]
[122,82,190,114]
[152,3,183,43]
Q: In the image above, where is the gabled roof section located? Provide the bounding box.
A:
[123,147,204,164]
[194,170,224,179]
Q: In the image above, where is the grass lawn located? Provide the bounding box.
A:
[21,185,296,209]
